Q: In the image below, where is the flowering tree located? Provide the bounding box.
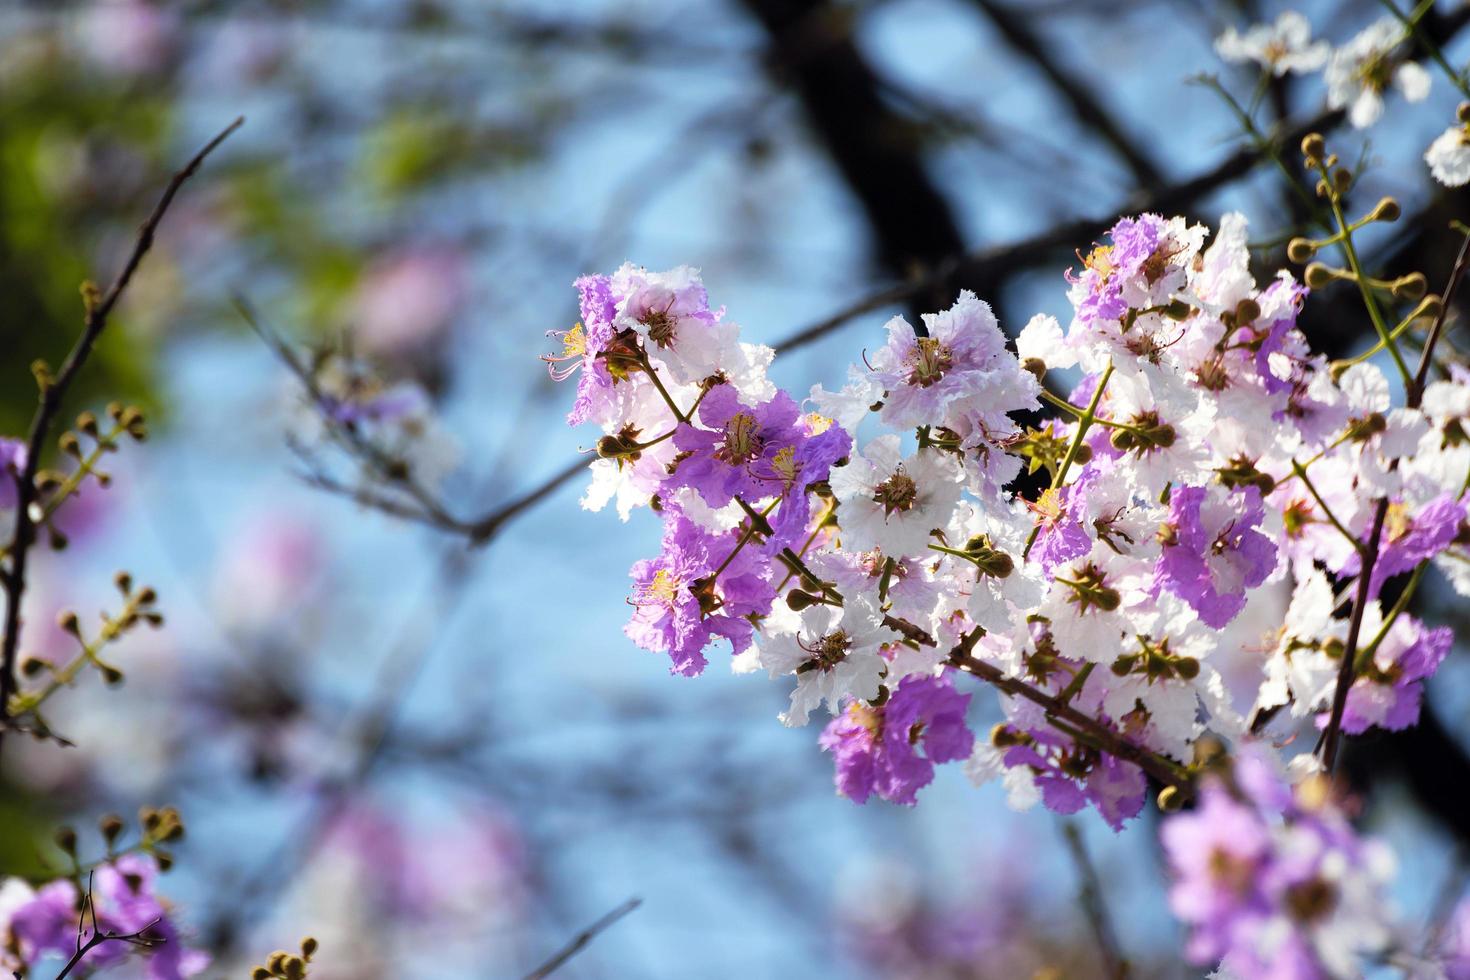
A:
[540,10,1470,979]
[7,1,1470,978]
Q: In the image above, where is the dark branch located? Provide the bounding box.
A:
[0,116,244,759]
[522,897,642,980]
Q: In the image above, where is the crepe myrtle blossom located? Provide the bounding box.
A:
[1215,12,1329,77]
[1156,485,1278,629]
[865,290,1039,435]
[759,595,891,727]
[1335,611,1452,735]
[1036,545,1141,665]
[669,385,850,521]
[545,273,626,428]
[610,263,740,386]
[1427,111,1470,187]
[819,674,974,805]
[1,856,207,979]
[978,709,1147,832]
[1341,491,1467,598]
[1066,213,1205,346]
[1325,17,1431,129]
[625,513,775,677]
[560,202,1468,843]
[831,436,964,558]
[1162,751,1396,978]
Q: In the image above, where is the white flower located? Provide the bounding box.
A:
[1191,211,1256,312]
[1037,545,1139,664]
[810,364,881,436]
[1216,12,1330,77]
[1326,18,1429,129]
[1426,124,1470,187]
[830,436,963,558]
[581,381,693,519]
[1017,313,1074,370]
[611,263,742,386]
[759,596,890,726]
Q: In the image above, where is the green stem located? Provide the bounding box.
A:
[1023,362,1115,560]
[1326,192,1414,387]
[1290,459,1365,553]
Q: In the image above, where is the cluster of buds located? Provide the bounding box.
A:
[251,937,319,980]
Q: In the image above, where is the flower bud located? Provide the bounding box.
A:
[54,826,77,856]
[785,589,819,611]
[1366,196,1400,223]
[99,813,124,844]
[1458,102,1470,124]
[1391,272,1427,301]
[1174,656,1200,680]
[1234,298,1260,324]
[1301,132,1326,162]
[1303,263,1336,289]
[1157,785,1185,812]
[1022,357,1046,381]
[990,723,1026,748]
[1163,300,1193,321]
[1287,238,1317,263]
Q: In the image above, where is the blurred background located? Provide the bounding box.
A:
[2,0,1470,976]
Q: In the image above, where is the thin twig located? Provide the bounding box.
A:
[521,897,642,980]
[241,297,587,548]
[1060,822,1130,980]
[0,116,244,760]
[55,871,163,979]
[1319,229,1470,772]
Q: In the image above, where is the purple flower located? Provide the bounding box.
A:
[1028,485,1090,575]
[8,856,207,979]
[624,513,774,676]
[1156,485,1277,628]
[1250,276,1311,397]
[0,438,25,510]
[1069,214,1171,326]
[668,385,805,509]
[1161,749,1396,978]
[866,291,1036,432]
[819,675,973,806]
[1160,783,1272,964]
[1337,616,1452,734]
[1343,492,1467,598]
[547,274,626,427]
[999,727,1146,831]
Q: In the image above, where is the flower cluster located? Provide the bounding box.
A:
[555,196,1469,824]
[1215,8,1470,188]
[0,855,206,979]
[552,183,1469,973]
[1161,751,1397,978]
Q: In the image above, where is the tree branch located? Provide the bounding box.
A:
[0,116,244,758]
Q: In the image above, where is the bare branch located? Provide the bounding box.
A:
[522,897,642,980]
[0,116,245,759]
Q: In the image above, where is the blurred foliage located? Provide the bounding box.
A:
[0,50,172,434]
